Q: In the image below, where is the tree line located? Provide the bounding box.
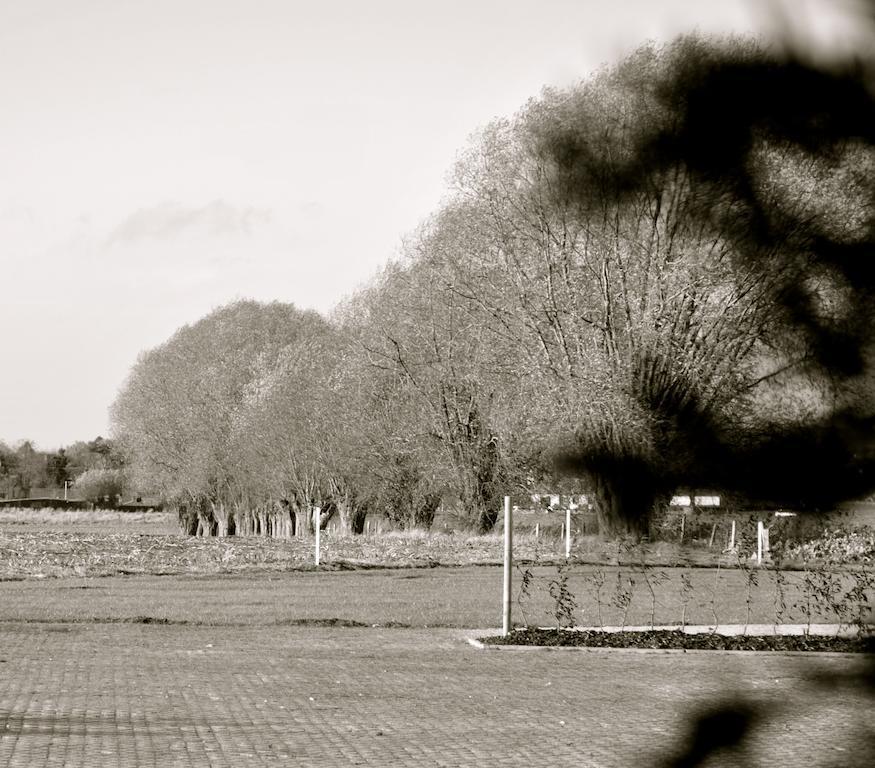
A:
[111,35,875,538]
[0,436,127,503]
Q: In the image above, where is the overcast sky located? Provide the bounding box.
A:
[0,0,857,449]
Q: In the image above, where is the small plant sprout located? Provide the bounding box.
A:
[809,566,844,634]
[642,568,669,630]
[710,563,721,634]
[845,569,875,635]
[792,559,817,636]
[590,568,606,628]
[515,565,534,627]
[743,561,758,635]
[679,571,694,629]
[772,567,787,635]
[611,571,635,631]
[547,563,579,631]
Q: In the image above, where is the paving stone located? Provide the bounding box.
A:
[0,623,871,767]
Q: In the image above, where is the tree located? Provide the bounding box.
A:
[229,319,355,535]
[0,442,19,498]
[527,34,875,520]
[46,449,69,486]
[107,33,875,540]
[11,441,47,497]
[342,254,524,532]
[111,300,326,535]
[64,437,124,480]
[330,306,448,531]
[394,36,872,534]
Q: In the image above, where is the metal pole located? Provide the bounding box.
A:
[502,496,512,636]
[565,508,571,559]
[757,520,763,565]
[314,506,321,566]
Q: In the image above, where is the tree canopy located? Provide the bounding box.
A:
[110,34,875,537]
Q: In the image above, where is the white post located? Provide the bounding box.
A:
[314,506,321,566]
[502,496,512,636]
[757,520,763,565]
[729,520,736,550]
[535,522,539,539]
[64,480,69,501]
[565,508,572,560]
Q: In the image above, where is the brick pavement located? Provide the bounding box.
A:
[0,623,871,767]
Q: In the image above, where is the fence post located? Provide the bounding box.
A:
[729,520,736,550]
[565,508,572,560]
[502,496,512,636]
[757,520,763,565]
[314,506,321,566]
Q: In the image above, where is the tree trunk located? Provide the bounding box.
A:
[286,499,308,537]
[178,505,198,536]
[191,497,217,537]
[236,506,254,536]
[272,500,294,538]
[465,475,500,533]
[414,492,441,530]
[336,498,353,535]
[211,501,230,537]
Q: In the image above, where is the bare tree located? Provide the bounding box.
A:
[111,300,324,535]
[410,38,843,534]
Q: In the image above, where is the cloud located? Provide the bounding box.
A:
[297,201,325,217]
[106,200,271,245]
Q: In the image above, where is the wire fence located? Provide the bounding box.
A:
[498,498,875,636]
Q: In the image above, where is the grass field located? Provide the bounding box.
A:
[0,564,870,631]
[0,507,176,533]
[1,509,872,633]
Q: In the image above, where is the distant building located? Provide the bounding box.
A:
[670,493,721,508]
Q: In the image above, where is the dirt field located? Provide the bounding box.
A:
[1,510,871,582]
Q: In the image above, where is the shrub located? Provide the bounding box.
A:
[774,527,874,564]
[73,468,127,505]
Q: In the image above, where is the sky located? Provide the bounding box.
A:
[0,0,859,450]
